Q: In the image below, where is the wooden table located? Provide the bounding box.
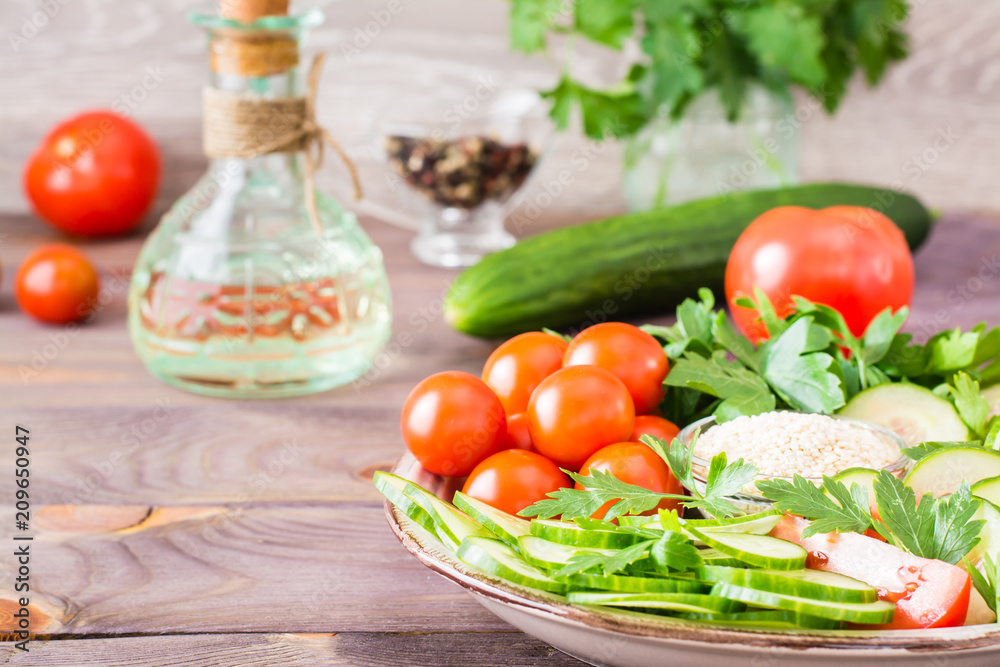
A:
[1,1,999,665]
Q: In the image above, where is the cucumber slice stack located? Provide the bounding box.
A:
[376,475,893,631]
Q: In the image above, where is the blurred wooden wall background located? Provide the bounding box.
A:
[0,0,998,251]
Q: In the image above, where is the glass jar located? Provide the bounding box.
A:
[622,86,800,210]
[372,89,551,268]
[127,10,391,398]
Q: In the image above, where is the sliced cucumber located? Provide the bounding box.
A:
[827,468,878,508]
[904,446,1000,498]
[517,535,617,570]
[683,509,783,532]
[839,382,969,445]
[711,582,895,624]
[453,491,530,548]
[682,523,807,570]
[983,384,1000,418]
[530,518,646,549]
[698,549,744,567]
[567,591,743,615]
[457,536,567,593]
[682,610,842,630]
[402,481,491,549]
[563,573,707,594]
[373,472,437,534]
[973,476,1000,508]
[966,499,1000,566]
[696,565,877,603]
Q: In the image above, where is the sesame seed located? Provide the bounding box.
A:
[693,411,901,486]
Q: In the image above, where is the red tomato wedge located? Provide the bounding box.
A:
[770,514,971,629]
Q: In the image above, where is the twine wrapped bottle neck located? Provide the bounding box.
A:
[200,53,362,235]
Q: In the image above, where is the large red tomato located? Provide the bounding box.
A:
[15,244,100,324]
[725,206,914,342]
[527,365,635,470]
[24,110,161,236]
[563,322,668,414]
[462,449,571,516]
[577,442,684,519]
[482,332,568,416]
[401,371,507,477]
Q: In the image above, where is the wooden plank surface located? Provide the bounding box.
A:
[1,1,999,666]
[0,632,582,666]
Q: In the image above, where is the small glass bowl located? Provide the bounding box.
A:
[677,413,911,514]
[371,88,551,267]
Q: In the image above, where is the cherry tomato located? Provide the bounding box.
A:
[563,322,669,414]
[482,332,568,416]
[401,371,507,477]
[15,244,100,324]
[725,205,914,342]
[527,365,635,470]
[462,449,571,516]
[500,412,534,452]
[630,415,680,444]
[772,514,971,629]
[577,442,683,520]
[24,110,160,236]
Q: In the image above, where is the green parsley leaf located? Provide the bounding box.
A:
[542,76,646,139]
[735,288,790,339]
[712,312,762,373]
[643,434,696,495]
[873,470,984,564]
[575,0,635,49]
[555,539,653,577]
[509,0,563,54]
[683,452,759,520]
[860,307,909,367]
[951,372,992,438]
[762,317,845,413]
[931,485,985,565]
[731,3,826,88]
[964,555,998,615]
[650,530,703,572]
[665,354,775,421]
[639,11,704,113]
[755,475,874,538]
[518,468,688,521]
[643,288,716,359]
[926,329,981,374]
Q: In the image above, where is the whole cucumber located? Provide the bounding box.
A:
[444,183,933,338]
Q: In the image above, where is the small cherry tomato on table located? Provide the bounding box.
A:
[630,415,681,444]
[577,442,684,520]
[462,449,571,516]
[563,322,669,414]
[24,110,161,237]
[725,205,914,342]
[401,371,507,477]
[482,331,568,416]
[527,365,635,470]
[15,244,100,324]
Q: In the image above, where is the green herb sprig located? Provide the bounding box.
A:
[756,470,985,565]
[509,0,911,138]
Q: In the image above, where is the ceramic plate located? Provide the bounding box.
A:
[385,453,1000,667]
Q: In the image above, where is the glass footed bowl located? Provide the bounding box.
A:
[677,413,910,515]
[371,87,552,267]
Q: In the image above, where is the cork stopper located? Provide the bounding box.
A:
[219,0,290,23]
[212,0,297,77]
